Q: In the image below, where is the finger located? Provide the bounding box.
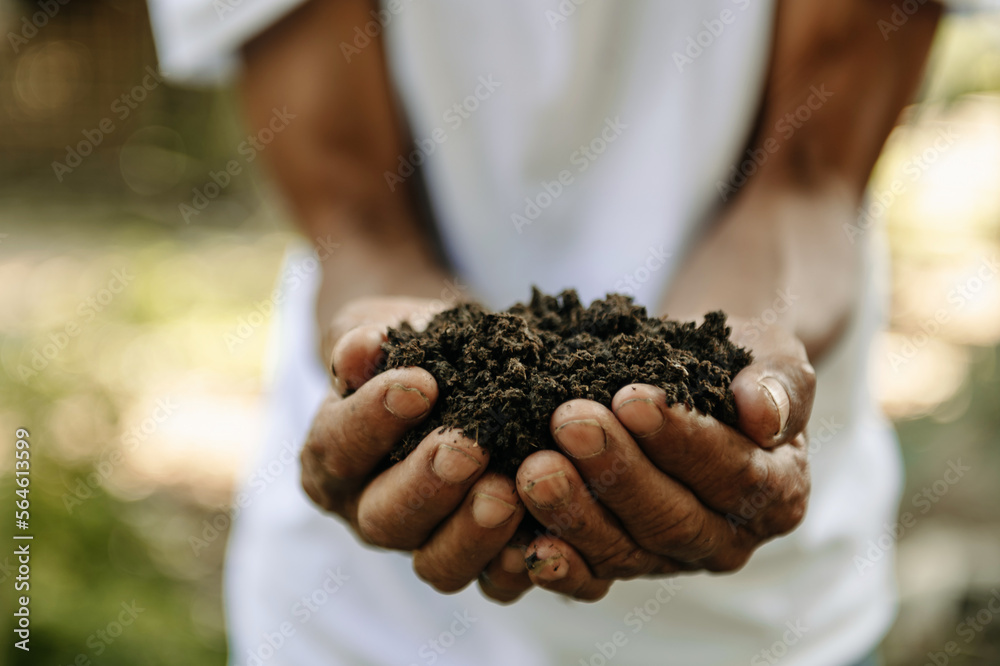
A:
[609,384,805,518]
[322,296,437,364]
[330,324,388,394]
[728,323,816,448]
[356,428,488,550]
[523,536,612,602]
[300,367,436,513]
[478,543,534,604]
[412,473,524,593]
[611,385,809,538]
[516,450,668,579]
[731,353,816,448]
[550,399,753,569]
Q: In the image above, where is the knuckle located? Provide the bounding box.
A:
[665,516,705,552]
[794,443,811,474]
[783,499,808,533]
[589,539,654,579]
[759,453,810,536]
[640,508,709,557]
[736,452,773,497]
[799,360,817,392]
[768,489,809,536]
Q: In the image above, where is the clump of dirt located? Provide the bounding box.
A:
[382,288,752,477]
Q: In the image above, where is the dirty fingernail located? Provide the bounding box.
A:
[759,377,790,436]
[528,552,568,581]
[615,398,664,437]
[553,419,606,458]
[523,471,571,509]
[501,546,526,573]
[384,384,430,420]
[472,493,518,528]
[432,444,482,484]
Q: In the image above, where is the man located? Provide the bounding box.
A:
[148,0,977,663]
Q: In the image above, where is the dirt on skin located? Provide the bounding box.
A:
[382,288,752,477]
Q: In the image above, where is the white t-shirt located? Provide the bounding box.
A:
[145,2,992,664]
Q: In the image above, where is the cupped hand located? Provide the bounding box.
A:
[300,297,526,594]
[488,321,815,603]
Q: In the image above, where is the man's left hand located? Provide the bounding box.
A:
[477,322,815,603]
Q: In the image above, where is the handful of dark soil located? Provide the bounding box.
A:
[382,288,752,477]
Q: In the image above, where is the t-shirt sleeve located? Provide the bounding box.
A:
[146,0,309,85]
[147,0,1000,86]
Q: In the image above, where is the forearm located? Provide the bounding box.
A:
[297,200,451,334]
[661,179,858,361]
[664,0,941,363]
[240,0,452,336]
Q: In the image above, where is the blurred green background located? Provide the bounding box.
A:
[1,1,999,665]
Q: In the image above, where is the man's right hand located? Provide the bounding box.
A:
[300,297,527,594]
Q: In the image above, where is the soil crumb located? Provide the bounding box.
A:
[382,288,752,477]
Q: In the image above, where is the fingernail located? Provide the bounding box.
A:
[432,444,481,484]
[615,398,664,437]
[759,377,790,436]
[501,546,526,573]
[553,419,606,459]
[329,354,346,394]
[472,493,518,528]
[384,384,430,420]
[527,552,567,581]
[522,471,571,509]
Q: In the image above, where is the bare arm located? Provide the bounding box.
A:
[238,0,944,604]
[664,0,942,360]
[241,0,526,598]
[242,0,451,352]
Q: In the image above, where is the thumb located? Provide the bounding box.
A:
[731,351,816,449]
[330,324,389,395]
[325,296,448,393]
